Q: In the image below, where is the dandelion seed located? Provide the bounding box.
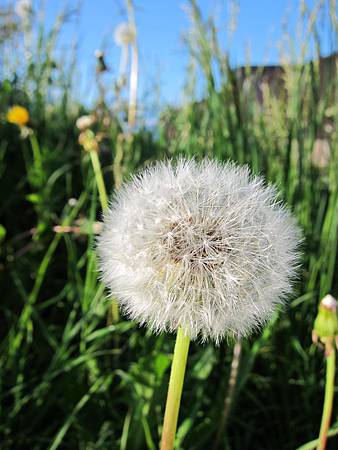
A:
[97,158,301,343]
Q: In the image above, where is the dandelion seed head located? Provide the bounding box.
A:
[76,114,96,131]
[15,0,32,20]
[311,138,330,169]
[97,159,301,343]
[114,22,135,46]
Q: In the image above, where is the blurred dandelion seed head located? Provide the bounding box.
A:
[94,49,104,59]
[19,126,32,140]
[15,0,32,20]
[7,105,29,127]
[76,114,96,131]
[68,198,78,207]
[97,159,301,343]
[114,22,135,46]
[311,138,331,169]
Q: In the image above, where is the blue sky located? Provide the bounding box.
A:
[40,0,335,107]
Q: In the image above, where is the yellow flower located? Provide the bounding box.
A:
[7,105,30,126]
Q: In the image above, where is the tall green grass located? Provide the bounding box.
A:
[0,1,337,449]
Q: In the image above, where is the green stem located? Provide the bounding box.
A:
[296,425,338,450]
[11,192,87,355]
[29,133,42,167]
[89,150,119,323]
[29,132,44,183]
[160,327,190,450]
[110,301,120,324]
[317,345,336,450]
[89,150,109,211]
[113,134,124,191]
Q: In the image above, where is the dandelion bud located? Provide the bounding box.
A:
[313,294,338,345]
[97,159,301,343]
[312,295,337,450]
[78,130,99,152]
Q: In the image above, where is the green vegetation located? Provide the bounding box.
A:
[0,1,337,449]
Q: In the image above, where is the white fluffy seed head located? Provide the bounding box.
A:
[76,114,96,131]
[114,23,135,46]
[15,0,32,20]
[97,159,301,343]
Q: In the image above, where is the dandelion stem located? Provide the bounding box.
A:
[89,149,119,323]
[29,132,43,176]
[113,134,124,191]
[127,0,138,128]
[317,344,336,450]
[118,44,129,82]
[89,150,109,212]
[161,327,190,450]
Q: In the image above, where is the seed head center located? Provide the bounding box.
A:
[163,217,229,267]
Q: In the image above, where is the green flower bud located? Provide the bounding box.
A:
[313,295,338,342]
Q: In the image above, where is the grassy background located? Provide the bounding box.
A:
[0,1,337,449]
